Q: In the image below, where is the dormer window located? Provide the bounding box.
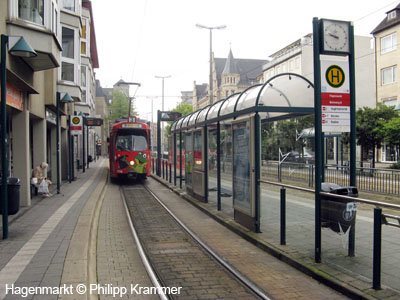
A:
[388,10,397,20]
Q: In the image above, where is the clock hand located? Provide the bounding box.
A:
[328,32,339,39]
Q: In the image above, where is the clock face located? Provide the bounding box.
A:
[322,19,350,54]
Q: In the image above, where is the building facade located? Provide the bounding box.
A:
[193,50,268,109]
[372,3,400,162]
[1,0,98,207]
[262,34,376,110]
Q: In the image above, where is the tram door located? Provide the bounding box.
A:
[232,117,256,231]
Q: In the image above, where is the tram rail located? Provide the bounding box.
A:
[120,182,272,300]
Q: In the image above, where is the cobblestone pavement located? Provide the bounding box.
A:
[97,182,157,300]
[123,184,259,300]
[145,177,349,300]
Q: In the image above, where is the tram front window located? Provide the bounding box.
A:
[116,130,147,151]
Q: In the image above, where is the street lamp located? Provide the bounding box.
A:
[1,34,37,239]
[196,23,226,104]
[56,92,73,194]
[155,75,171,165]
[115,81,141,116]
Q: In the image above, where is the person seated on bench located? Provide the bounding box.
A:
[32,162,52,197]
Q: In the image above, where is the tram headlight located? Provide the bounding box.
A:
[130,160,135,166]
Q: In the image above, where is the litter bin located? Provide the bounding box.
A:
[0,177,20,215]
[321,182,358,233]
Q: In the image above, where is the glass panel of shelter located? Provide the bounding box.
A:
[170,73,316,232]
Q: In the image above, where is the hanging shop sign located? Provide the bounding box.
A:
[0,83,23,111]
[321,60,350,133]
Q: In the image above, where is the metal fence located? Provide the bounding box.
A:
[261,161,400,195]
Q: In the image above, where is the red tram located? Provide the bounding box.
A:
[109,116,151,180]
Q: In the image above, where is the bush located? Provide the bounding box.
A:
[389,161,400,169]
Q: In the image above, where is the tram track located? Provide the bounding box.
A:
[120,182,272,300]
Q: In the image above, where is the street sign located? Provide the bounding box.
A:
[85,117,103,126]
[160,111,181,122]
[321,60,350,132]
[70,116,82,135]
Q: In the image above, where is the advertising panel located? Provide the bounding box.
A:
[232,120,252,215]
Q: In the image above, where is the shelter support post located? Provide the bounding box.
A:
[217,122,221,211]
[254,113,261,233]
[174,133,177,186]
[157,110,161,176]
[179,131,182,189]
[313,17,322,263]
[82,118,85,173]
[204,125,208,203]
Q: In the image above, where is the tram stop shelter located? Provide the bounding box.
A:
[170,73,314,232]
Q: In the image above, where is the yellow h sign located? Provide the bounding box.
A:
[325,65,345,88]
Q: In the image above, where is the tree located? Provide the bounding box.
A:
[165,102,193,135]
[107,90,136,122]
[382,116,400,162]
[261,115,314,160]
[356,103,397,167]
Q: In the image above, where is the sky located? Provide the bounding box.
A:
[91,0,399,120]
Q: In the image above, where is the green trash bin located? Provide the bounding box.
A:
[0,177,20,215]
[321,182,358,234]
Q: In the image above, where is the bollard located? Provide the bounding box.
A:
[162,160,165,179]
[77,159,80,170]
[280,187,286,245]
[152,158,154,173]
[166,162,168,181]
[373,207,382,290]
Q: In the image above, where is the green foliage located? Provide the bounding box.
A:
[382,117,400,147]
[262,115,314,160]
[107,90,136,122]
[166,102,193,135]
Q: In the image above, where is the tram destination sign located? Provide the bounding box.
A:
[160,111,181,122]
[85,117,103,126]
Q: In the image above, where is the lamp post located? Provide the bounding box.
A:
[1,34,37,239]
[56,92,73,194]
[155,75,171,161]
[195,24,226,105]
[115,81,141,117]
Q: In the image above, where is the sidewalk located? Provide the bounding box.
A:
[0,158,108,300]
[152,174,400,300]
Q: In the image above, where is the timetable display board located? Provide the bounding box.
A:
[232,120,252,216]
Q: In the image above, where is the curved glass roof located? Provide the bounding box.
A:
[171,73,314,132]
[197,105,212,123]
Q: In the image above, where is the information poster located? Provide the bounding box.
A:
[232,121,251,215]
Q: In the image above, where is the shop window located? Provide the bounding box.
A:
[18,0,44,25]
